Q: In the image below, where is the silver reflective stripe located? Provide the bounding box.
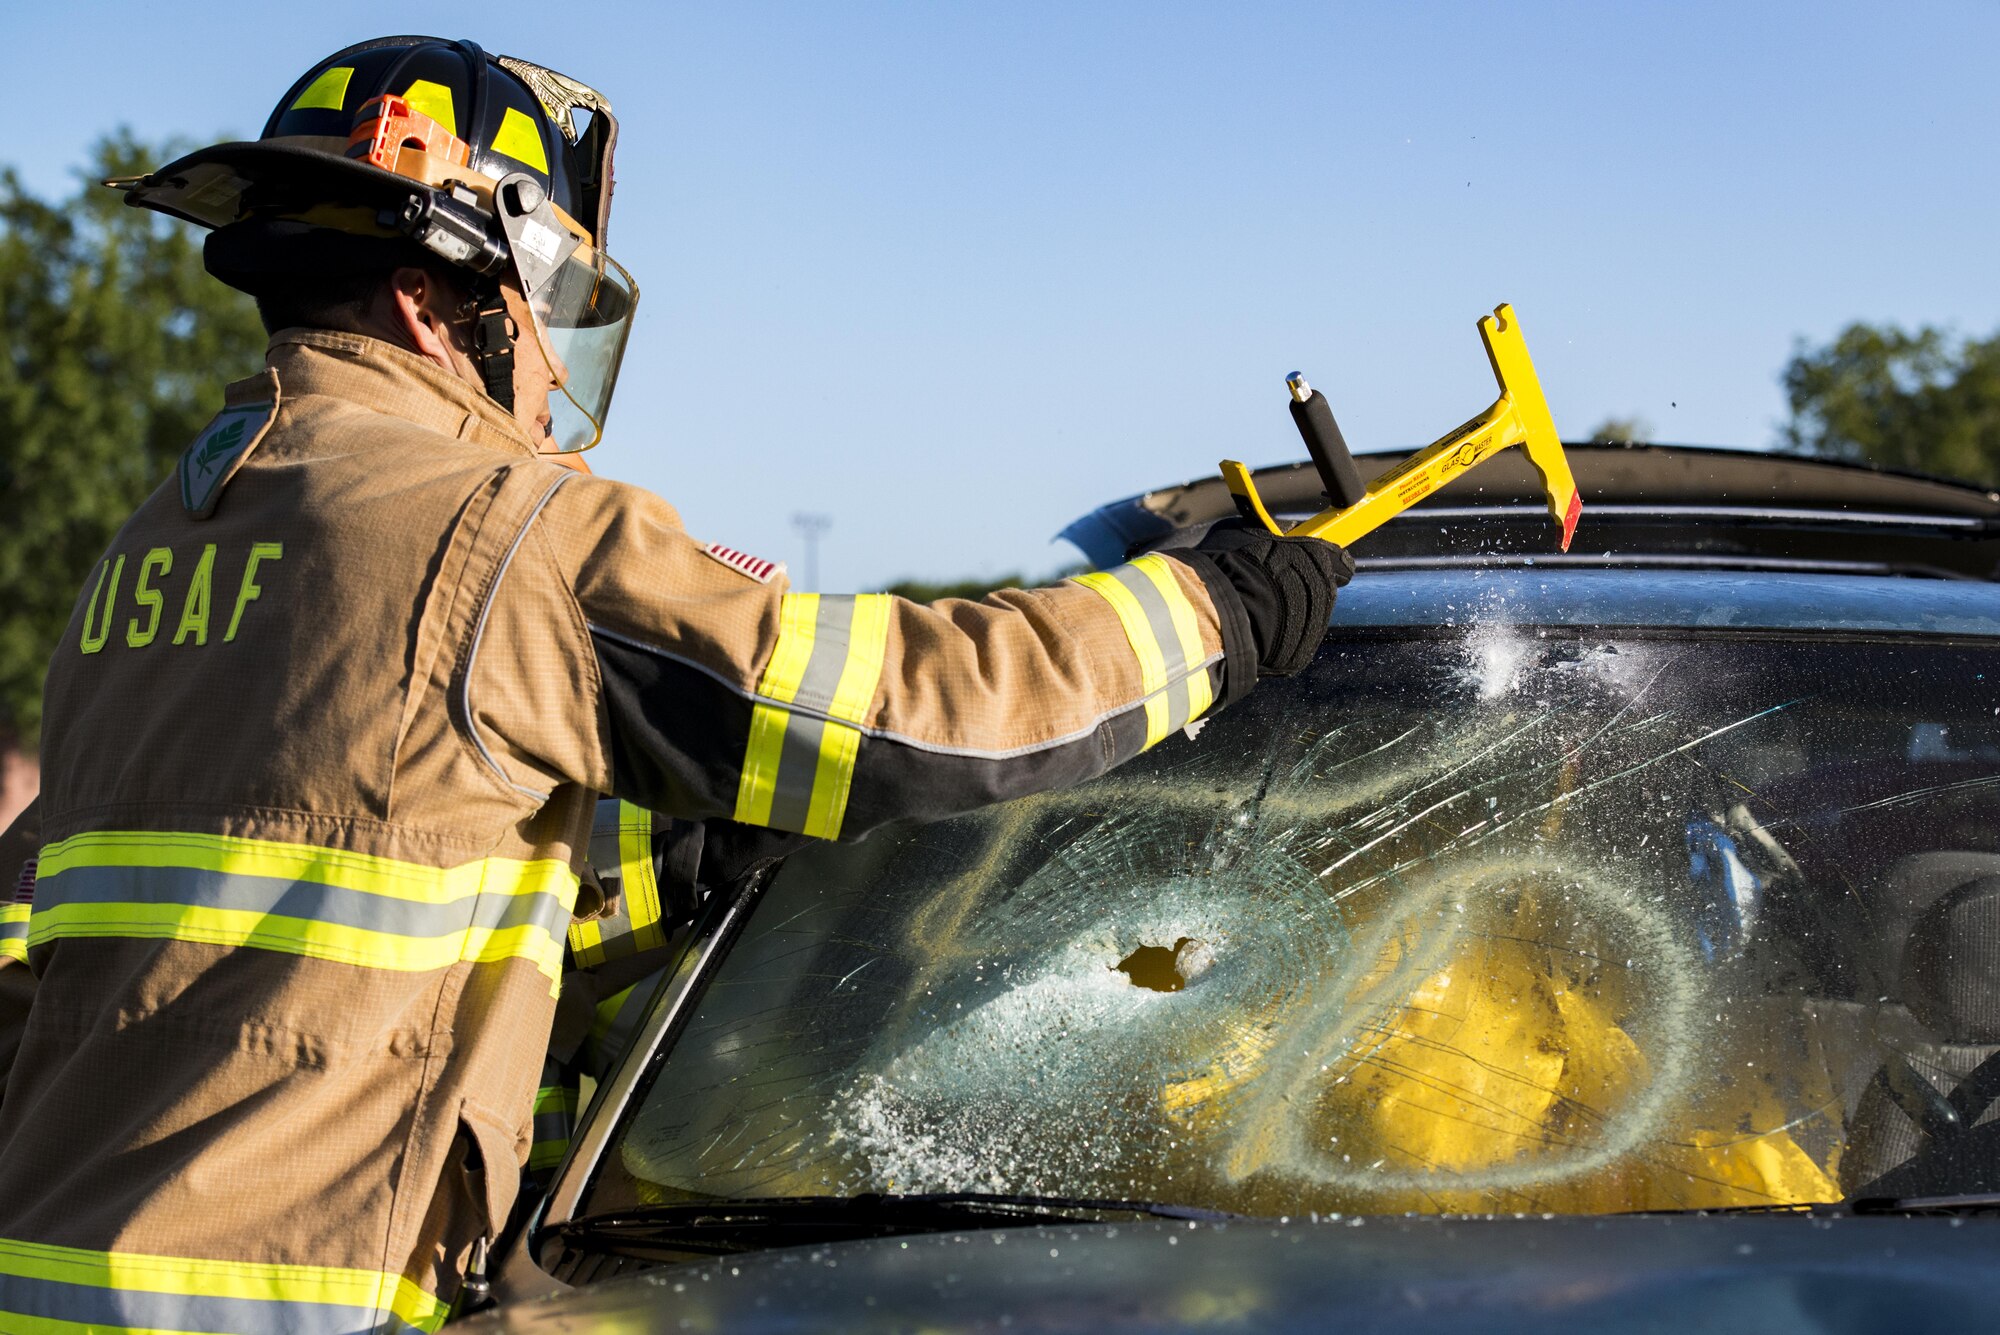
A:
[0,1274,421,1335]
[38,865,571,941]
[764,595,857,833]
[1104,562,1196,731]
[767,712,829,834]
[789,596,860,715]
[587,799,625,877]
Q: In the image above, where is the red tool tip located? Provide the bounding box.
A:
[1559,491,1582,553]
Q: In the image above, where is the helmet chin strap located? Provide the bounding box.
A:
[466,283,516,415]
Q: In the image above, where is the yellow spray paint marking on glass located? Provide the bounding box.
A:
[289,66,354,113]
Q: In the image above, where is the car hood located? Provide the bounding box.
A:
[471,1214,1999,1333]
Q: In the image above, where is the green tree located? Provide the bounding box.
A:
[1583,416,1650,445]
[880,565,1087,603]
[1780,322,2000,484]
[0,132,264,748]
[880,574,1028,603]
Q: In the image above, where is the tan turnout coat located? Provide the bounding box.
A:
[0,330,1245,1333]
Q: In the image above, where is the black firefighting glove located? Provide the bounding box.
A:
[1188,520,1353,679]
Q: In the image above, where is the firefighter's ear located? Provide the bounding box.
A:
[385,266,461,374]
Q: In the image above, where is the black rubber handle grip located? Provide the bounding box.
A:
[1289,389,1366,509]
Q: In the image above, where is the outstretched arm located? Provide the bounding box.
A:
[477,473,1345,840]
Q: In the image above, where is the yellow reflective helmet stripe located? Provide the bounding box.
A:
[490,106,550,173]
[1074,554,1216,749]
[568,800,667,967]
[289,66,355,113]
[0,903,26,964]
[0,1234,449,1333]
[732,594,890,839]
[31,832,577,994]
[399,79,457,136]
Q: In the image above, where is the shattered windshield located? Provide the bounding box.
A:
[589,613,2000,1219]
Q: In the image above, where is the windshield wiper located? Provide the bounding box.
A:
[1614,1191,2000,1219]
[1844,1191,2000,1216]
[552,1192,1241,1258]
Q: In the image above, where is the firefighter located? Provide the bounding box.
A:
[0,36,1350,1333]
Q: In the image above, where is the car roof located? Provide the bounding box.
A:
[1330,568,2000,637]
[1060,444,2000,582]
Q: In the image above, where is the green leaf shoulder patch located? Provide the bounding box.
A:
[180,372,280,520]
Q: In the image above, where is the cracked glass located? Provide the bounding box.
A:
[588,619,2000,1217]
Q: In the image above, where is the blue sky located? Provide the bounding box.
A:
[9,3,1998,589]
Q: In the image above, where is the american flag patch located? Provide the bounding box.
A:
[13,857,33,906]
[703,543,784,584]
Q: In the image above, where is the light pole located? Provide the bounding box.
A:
[791,512,832,590]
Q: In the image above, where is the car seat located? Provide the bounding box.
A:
[1843,874,2000,1194]
[1865,853,2000,993]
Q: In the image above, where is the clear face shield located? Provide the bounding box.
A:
[496,174,640,452]
[526,238,639,452]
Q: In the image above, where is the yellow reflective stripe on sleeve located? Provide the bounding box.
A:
[31,832,576,993]
[733,594,822,828]
[566,912,603,966]
[0,903,27,964]
[529,1082,578,1172]
[734,594,891,839]
[1075,554,1216,749]
[807,721,864,839]
[733,703,790,829]
[1131,554,1214,722]
[567,801,617,965]
[1074,566,1172,746]
[617,801,666,951]
[569,800,666,967]
[758,594,823,706]
[825,594,892,725]
[533,1083,578,1116]
[0,1234,449,1333]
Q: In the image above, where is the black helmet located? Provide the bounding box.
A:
[112,36,638,451]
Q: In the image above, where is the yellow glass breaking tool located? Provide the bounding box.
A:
[1221,303,1581,552]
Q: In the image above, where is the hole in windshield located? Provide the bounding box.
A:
[1116,938,1202,992]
